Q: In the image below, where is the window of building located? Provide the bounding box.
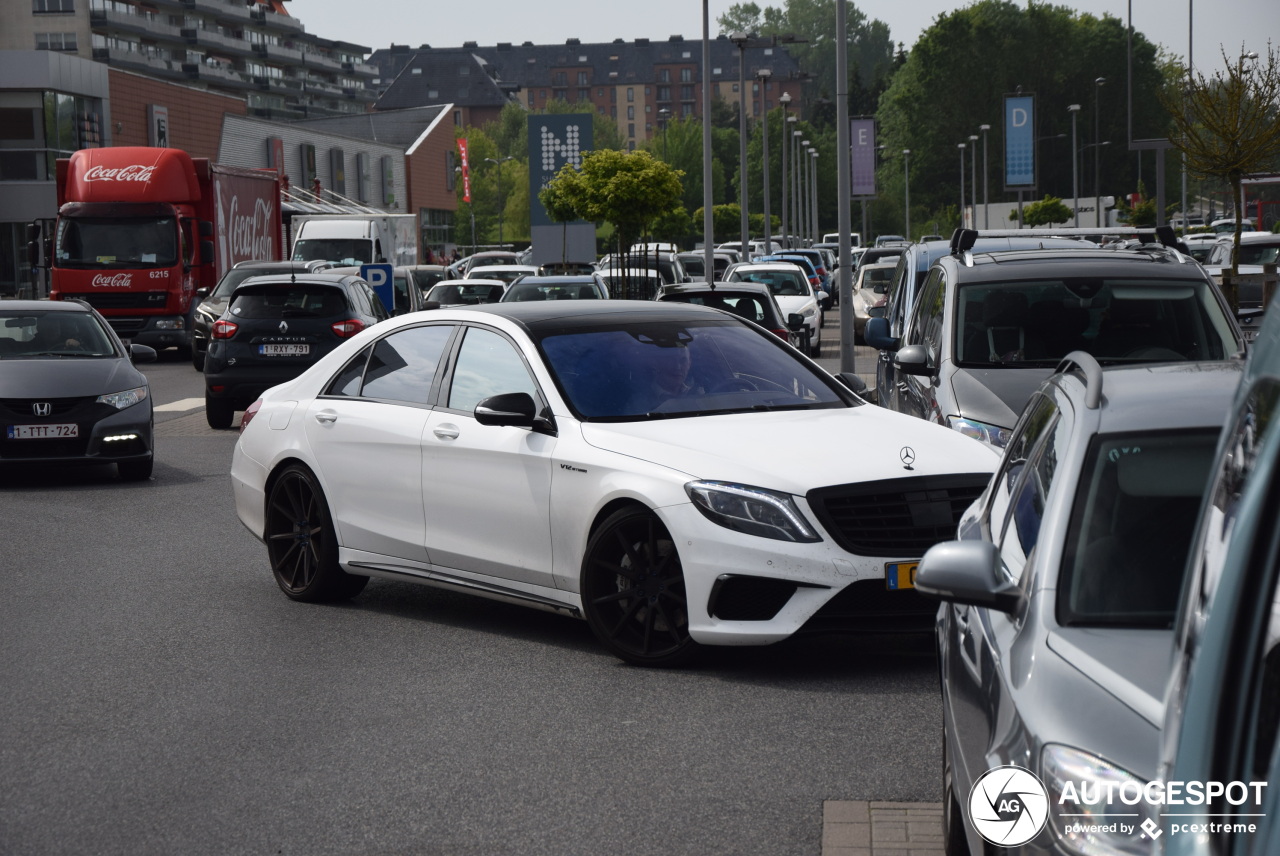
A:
[680,68,691,83]
[657,86,670,102]
[597,87,604,97]
[528,92,535,107]
[681,104,693,117]
[645,86,651,95]
[553,89,566,101]
[681,85,693,101]
[628,123,634,138]
[626,106,634,120]
[459,65,469,76]
[552,71,567,86]
[626,87,633,102]
[35,32,77,51]
[577,71,588,85]
[659,69,670,83]
[33,0,74,11]
[577,88,588,101]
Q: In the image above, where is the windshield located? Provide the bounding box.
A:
[425,282,504,305]
[537,318,846,420]
[730,268,809,296]
[502,283,600,302]
[1058,429,1219,628]
[1238,244,1280,266]
[229,285,347,319]
[55,217,178,268]
[0,311,117,358]
[292,239,371,266]
[954,278,1238,366]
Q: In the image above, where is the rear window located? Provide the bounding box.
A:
[661,293,771,324]
[228,285,348,319]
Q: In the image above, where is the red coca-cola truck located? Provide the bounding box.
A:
[47,147,283,352]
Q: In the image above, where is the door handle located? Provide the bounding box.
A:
[314,410,337,424]
[433,424,460,440]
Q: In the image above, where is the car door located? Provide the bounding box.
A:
[944,392,1069,797]
[422,324,557,588]
[897,267,947,421]
[304,323,456,563]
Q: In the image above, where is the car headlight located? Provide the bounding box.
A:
[1042,745,1158,856]
[947,416,1012,448]
[96,386,148,410]
[685,481,821,542]
[154,318,185,330]
[802,305,816,318]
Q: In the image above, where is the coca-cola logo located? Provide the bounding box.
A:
[227,195,276,261]
[92,273,133,288]
[83,164,157,183]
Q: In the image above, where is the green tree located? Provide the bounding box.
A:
[1159,43,1280,302]
[1011,195,1073,227]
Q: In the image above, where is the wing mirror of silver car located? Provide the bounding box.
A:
[914,540,1025,615]
[894,344,935,378]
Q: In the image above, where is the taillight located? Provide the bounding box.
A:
[331,319,365,338]
[770,327,789,340]
[212,319,238,339]
[240,399,263,433]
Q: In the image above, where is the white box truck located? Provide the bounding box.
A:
[290,213,418,267]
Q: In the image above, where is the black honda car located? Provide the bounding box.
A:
[202,273,389,429]
[0,300,157,480]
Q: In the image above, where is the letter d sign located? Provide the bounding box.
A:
[1012,108,1028,128]
[360,263,395,314]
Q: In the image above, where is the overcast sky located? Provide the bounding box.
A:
[296,0,1272,72]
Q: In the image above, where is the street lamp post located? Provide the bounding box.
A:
[1094,76,1106,228]
[657,107,671,160]
[809,148,819,244]
[968,134,978,228]
[1068,104,1081,226]
[780,95,792,244]
[903,149,911,239]
[979,124,991,228]
[730,32,751,253]
[483,155,514,246]
[800,139,811,242]
[793,130,804,246]
[957,143,966,228]
[758,68,773,249]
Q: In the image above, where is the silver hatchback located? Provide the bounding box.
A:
[915,353,1241,855]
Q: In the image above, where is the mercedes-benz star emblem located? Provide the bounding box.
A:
[278,321,289,334]
[900,446,916,469]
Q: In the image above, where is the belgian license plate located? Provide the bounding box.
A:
[885,561,918,590]
[259,344,310,356]
[8,423,79,439]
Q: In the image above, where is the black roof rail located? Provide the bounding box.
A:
[1056,350,1104,409]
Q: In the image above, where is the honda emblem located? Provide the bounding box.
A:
[32,402,52,417]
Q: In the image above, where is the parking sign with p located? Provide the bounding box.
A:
[360,263,394,314]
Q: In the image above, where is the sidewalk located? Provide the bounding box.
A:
[822,801,945,856]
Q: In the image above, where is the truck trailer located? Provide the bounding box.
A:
[46,147,283,352]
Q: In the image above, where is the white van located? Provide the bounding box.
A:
[823,232,862,248]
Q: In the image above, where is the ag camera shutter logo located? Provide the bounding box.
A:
[968,765,1050,846]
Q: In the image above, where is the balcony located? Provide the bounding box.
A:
[262,41,303,63]
[249,6,304,34]
[181,60,254,88]
[89,8,184,41]
[92,46,182,77]
[180,26,255,59]
[298,50,343,71]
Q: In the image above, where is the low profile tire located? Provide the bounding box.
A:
[581,507,696,667]
[205,394,235,430]
[265,464,368,603]
[191,345,205,372]
[117,455,153,481]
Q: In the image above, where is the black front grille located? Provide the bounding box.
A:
[0,435,91,459]
[0,397,93,418]
[708,576,801,621]
[799,579,936,635]
[808,474,989,557]
[73,292,168,310]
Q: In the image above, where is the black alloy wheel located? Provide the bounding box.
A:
[265,464,368,602]
[581,507,696,667]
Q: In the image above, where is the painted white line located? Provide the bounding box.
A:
[154,397,204,413]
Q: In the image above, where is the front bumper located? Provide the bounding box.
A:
[0,401,152,466]
[105,316,190,350]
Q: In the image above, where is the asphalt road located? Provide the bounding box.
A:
[0,327,940,856]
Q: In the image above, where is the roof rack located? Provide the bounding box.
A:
[1056,350,1104,410]
[948,226,1179,254]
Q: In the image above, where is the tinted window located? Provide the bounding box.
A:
[996,411,1067,583]
[327,346,372,397]
[0,310,116,358]
[362,325,453,403]
[986,393,1060,540]
[904,268,944,350]
[731,269,808,296]
[228,286,347,319]
[446,327,538,413]
[1058,430,1219,627]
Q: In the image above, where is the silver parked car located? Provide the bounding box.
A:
[915,352,1241,855]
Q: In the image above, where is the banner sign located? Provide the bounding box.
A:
[1004,94,1036,189]
[457,138,472,204]
[850,118,877,198]
[527,114,592,228]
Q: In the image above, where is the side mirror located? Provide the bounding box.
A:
[129,343,158,364]
[475,392,556,436]
[199,240,215,265]
[786,312,806,332]
[863,317,898,351]
[198,220,214,238]
[835,372,868,396]
[915,540,1024,615]
[195,287,210,299]
[895,343,934,377]
[867,306,886,319]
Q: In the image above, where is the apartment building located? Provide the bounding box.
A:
[3,0,378,120]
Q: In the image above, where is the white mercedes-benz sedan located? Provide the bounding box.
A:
[231,301,998,666]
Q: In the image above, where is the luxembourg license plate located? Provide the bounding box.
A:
[885,561,918,590]
[8,423,79,439]
[259,344,310,356]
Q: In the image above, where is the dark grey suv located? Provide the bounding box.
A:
[867,238,1243,447]
[203,273,388,428]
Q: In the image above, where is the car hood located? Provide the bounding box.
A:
[947,365,1055,431]
[580,405,999,495]
[0,357,145,398]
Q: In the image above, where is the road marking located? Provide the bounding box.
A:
[155,397,204,413]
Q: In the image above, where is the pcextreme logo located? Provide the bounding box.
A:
[968,765,1050,846]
